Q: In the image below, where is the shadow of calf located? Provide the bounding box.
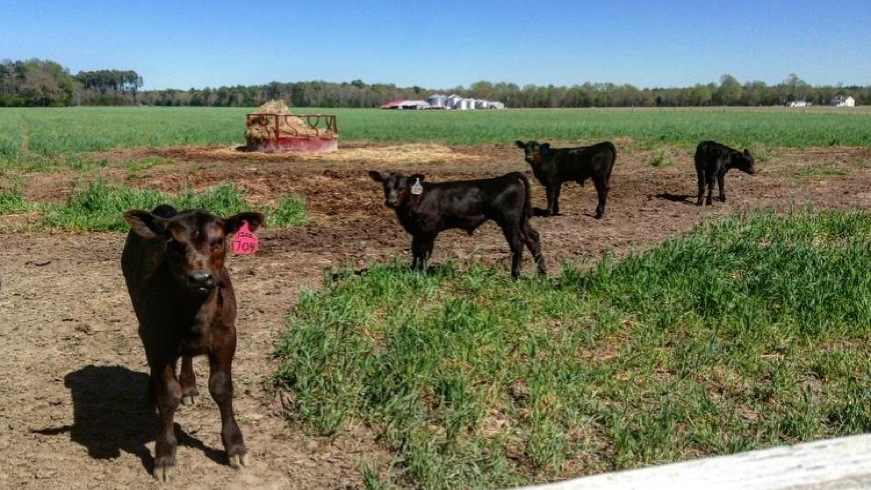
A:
[34,364,223,473]
[653,193,695,204]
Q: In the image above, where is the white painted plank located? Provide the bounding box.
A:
[516,434,871,490]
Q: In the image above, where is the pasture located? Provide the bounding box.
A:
[2,107,871,489]
[2,107,871,166]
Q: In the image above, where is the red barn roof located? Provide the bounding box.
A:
[380,98,404,109]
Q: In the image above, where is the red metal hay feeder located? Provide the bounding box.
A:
[245,113,338,153]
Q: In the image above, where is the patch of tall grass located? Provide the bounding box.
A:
[0,187,37,214]
[0,179,308,231]
[273,209,871,489]
[266,193,308,227]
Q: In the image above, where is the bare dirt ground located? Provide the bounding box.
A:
[2,144,871,489]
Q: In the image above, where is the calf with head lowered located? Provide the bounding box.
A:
[121,204,264,481]
[515,140,616,219]
[369,170,547,278]
[694,140,756,206]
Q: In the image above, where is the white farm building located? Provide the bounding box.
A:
[383,93,505,110]
[426,94,448,108]
[830,95,856,107]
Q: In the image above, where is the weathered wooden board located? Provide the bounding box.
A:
[516,435,871,490]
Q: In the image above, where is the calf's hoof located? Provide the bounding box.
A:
[153,458,175,482]
[229,453,250,469]
[594,213,604,220]
[181,395,197,406]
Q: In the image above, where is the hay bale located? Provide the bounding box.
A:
[245,99,322,140]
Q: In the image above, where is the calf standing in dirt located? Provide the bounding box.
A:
[121,204,264,481]
[369,170,546,278]
[695,140,756,206]
[515,140,616,219]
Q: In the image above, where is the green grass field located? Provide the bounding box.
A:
[273,209,871,490]
[2,107,871,165]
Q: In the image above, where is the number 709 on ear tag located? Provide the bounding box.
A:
[231,221,259,255]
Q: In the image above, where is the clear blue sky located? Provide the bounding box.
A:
[2,0,869,90]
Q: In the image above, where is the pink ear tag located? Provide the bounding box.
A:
[231,221,259,255]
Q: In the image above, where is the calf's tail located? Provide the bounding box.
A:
[606,141,617,180]
[515,172,533,219]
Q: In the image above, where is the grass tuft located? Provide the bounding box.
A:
[267,193,309,227]
[794,161,849,179]
[0,187,37,214]
[273,209,871,489]
[650,150,672,167]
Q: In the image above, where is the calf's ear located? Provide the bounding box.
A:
[515,140,526,149]
[368,170,385,182]
[225,212,266,234]
[410,173,425,182]
[124,210,168,238]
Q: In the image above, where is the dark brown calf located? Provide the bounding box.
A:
[121,204,264,481]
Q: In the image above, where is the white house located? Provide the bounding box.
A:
[830,95,856,107]
[474,99,490,109]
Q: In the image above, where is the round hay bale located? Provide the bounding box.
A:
[246,100,323,140]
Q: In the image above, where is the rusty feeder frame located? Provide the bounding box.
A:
[245,113,338,153]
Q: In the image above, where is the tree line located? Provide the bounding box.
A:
[1,58,867,108]
[144,75,869,108]
[0,59,142,107]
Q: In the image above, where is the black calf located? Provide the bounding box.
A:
[369,171,547,278]
[515,140,616,218]
[694,141,756,206]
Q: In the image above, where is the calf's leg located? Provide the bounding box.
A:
[552,183,562,216]
[503,227,525,279]
[523,220,547,276]
[705,174,716,206]
[593,175,610,219]
[209,344,248,468]
[411,235,426,270]
[422,234,436,266]
[179,356,199,406]
[153,361,182,481]
[544,185,556,217]
[411,234,436,270]
[696,170,706,206]
[717,172,726,202]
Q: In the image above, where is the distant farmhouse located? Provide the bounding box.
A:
[381,93,505,110]
[830,95,855,107]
